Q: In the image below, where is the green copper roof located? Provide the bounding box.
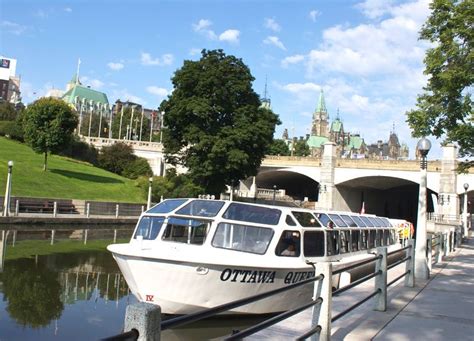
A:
[307,135,329,148]
[316,89,327,113]
[331,118,343,132]
[62,84,109,105]
[348,135,364,149]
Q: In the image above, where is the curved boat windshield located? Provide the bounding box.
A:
[176,200,225,217]
[134,216,165,240]
[223,203,281,225]
[147,199,188,214]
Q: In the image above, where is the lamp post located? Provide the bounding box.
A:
[272,185,277,205]
[415,137,431,280]
[3,161,14,217]
[147,177,153,210]
[464,183,469,238]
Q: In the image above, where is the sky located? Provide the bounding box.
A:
[1,0,443,159]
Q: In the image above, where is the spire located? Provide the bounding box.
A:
[316,89,327,114]
[336,108,340,120]
[260,75,271,110]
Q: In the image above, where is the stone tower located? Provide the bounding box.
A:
[311,89,329,137]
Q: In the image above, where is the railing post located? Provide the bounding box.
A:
[123,302,161,341]
[311,262,332,341]
[116,204,120,218]
[15,200,19,216]
[405,239,415,287]
[86,203,90,218]
[374,246,387,311]
[443,232,448,257]
[53,201,58,217]
[427,235,432,274]
[436,233,442,263]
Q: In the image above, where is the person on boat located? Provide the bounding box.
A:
[281,241,296,256]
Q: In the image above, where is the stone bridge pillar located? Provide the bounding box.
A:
[437,144,459,217]
[316,142,336,210]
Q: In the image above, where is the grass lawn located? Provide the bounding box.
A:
[0,137,146,202]
[4,238,128,260]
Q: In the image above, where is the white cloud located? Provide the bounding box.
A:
[189,48,201,56]
[64,7,72,13]
[281,54,305,68]
[219,29,240,43]
[306,0,431,78]
[81,76,104,89]
[146,86,169,97]
[280,82,320,94]
[264,18,281,32]
[107,62,124,71]
[35,10,48,18]
[263,36,286,51]
[356,0,394,19]
[309,10,320,22]
[1,20,27,35]
[193,19,217,40]
[141,52,174,66]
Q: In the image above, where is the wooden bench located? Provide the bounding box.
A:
[18,200,79,214]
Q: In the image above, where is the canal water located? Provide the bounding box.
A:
[0,229,266,340]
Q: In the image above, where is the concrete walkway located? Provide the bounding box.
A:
[254,237,474,340]
[332,237,474,340]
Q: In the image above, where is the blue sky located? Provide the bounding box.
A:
[1,0,442,158]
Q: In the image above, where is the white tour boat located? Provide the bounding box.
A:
[107,198,401,315]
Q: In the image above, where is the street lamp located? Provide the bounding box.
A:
[415,137,431,280]
[147,177,153,210]
[3,161,14,217]
[463,183,470,238]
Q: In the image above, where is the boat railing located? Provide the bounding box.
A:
[105,234,460,340]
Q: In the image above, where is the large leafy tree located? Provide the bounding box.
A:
[406,0,473,171]
[160,49,280,194]
[267,139,291,156]
[294,139,310,156]
[23,97,78,170]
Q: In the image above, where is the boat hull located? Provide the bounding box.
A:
[111,252,316,315]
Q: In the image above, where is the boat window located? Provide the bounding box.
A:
[360,230,368,250]
[222,203,281,225]
[381,218,392,227]
[286,215,297,226]
[134,216,165,240]
[303,231,325,257]
[350,215,366,227]
[340,215,357,227]
[389,230,396,244]
[276,231,301,257]
[340,230,351,253]
[212,223,274,255]
[360,216,374,227]
[162,217,210,245]
[351,230,360,251]
[368,230,376,248]
[291,211,321,227]
[326,231,339,256]
[147,199,188,214]
[383,230,390,246]
[328,214,348,227]
[316,213,334,228]
[369,217,382,227]
[176,200,225,217]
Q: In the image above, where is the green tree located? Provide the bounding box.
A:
[160,49,280,195]
[23,97,78,170]
[0,101,18,121]
[406,0,473,171]
[80,113,109,138]
[267,139,290,156]
[294,139,310,156]
[98,142,136,174]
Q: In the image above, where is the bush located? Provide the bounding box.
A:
[98,142,136,175]
[122,157,153,179]
[0,120,24,141]
[58,138,99,165]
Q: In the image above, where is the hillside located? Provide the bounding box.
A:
[0,137,145,203]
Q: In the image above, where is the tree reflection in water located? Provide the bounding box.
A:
[1,258,64,328]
